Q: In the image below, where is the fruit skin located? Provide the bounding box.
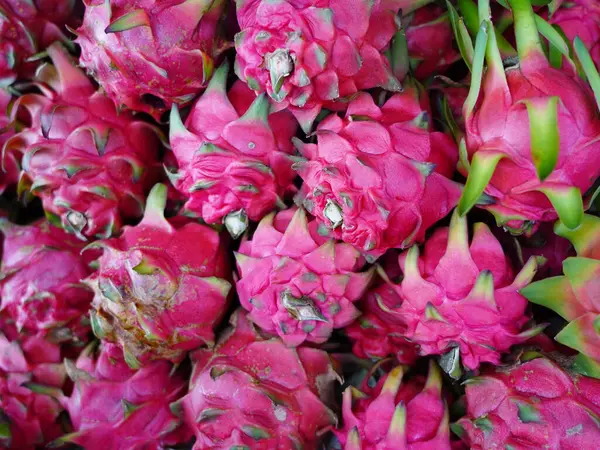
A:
[2,42,160,240]
[235,207,373,346]
[85,184,231,367]
[234,0,404,132]
[550,0,600,68]
[0,322,66,450]
[76,0,225,120]
[168,62,297,238]
[0,219,92,344]
[346,209,545,371]
[453,353,600,450]
[457,0,600,235]
[0,0,74,87]
[522,214,600,379]
[295,82,461,259]
[52,342,190,450]
[405,5,461,80]
[335,361,452,450]
[173,308,339,450]
[0,89,18,193]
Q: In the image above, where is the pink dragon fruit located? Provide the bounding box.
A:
[0,0,74,86]
[346,209,545,373]
[550,0,600,68]
[0,219,92,344]
[2,42,160,240]
[0,324,66,449]
[172,309,339,449]
[235,207,374,346]
[295,82,461,259]
[168,62,297,238]
[516,222,574,278]
[85,183,231,367]
[0,89,18,193]
[405,4,461,80]
[453,352,600,449]
[522,214,600,379]
[75,0,225,120]
[234,0,406,132]
[457,0,600,235]
[335,361,453,450]
[49,342,190,450]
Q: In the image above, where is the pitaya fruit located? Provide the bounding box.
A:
[85,183,231,367]
[335,361,453,449]
[235,207,374,346]
[172,309,339,449]
[168,62,298,238]
[49,342,190,450]
[522,214,600,379]
[0,89,18,193]
[75,0,225,120]
[516,222,574,278]
[550,0,600,69]
[2,42,160,240]
[453,352,600,449]
[0,0,74,87]
[0,219,92,344]
[456,0,600,235]
[234,0,406,132]
[346,209,545,372]
[295,82,462,259]
[404,4,461,80]
[0,324,66,449]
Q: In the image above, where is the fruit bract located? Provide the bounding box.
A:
[85,184,231,367]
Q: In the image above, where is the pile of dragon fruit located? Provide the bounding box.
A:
[2,0,600,448]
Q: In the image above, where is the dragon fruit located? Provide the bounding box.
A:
[234,0,405,132]
[235,207,374,346]
[522,214,600,379]
[50,342,190,450]
[75,0,225,120]
[295,83,461,259]
[2,42,160,240]
[172,308,338,449]
[346,209,545,372]
[0,219,92,344]
[550,0,600,68]
[456,0,600,235]
[0,89,18,193]
[516,222,574,278]
[168,62,297,238]
[405,4,461,80]
[0,0,74,87]
[335,361,452,450]
[0,324,66,449]
[453,352,600,449]
[85,183,231,367]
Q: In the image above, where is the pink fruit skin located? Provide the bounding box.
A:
[86,185,231,366]
[236,207,373,346]
[60,342,191,450]
[234,0,404,131]
[550,0,600,68]
[296,85,461,258]
[0,219,92,343]
[405,5,461,80]
[0,0,74,85]
[347,211,543,370]
[464,51,600,233]
[76,0,225,120]
[3,43,160,239]
[0,90,18,193]
[169,64,298,227]
[178,309,338,449]
[335,363,453,450]
[517,222,574,278]
[0,321,66,450]
[457,357,600,450]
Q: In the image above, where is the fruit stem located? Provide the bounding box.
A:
[507,0,543,62]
